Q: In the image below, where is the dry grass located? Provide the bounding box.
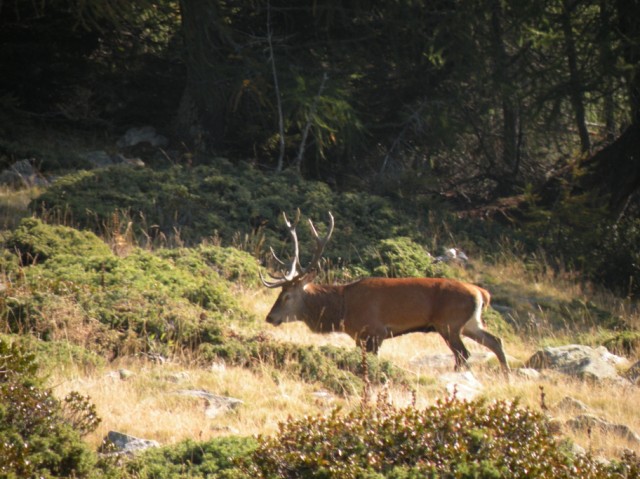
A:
[41,256,639,461]
[48,293,640,461]
[0,185,40,229]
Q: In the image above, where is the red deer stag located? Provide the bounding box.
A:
[260,211,509,371]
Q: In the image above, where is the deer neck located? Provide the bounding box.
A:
[302,284,344,334]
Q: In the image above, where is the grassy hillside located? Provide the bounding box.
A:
[1,158,640,477]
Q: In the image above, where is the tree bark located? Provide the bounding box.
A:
[581,121,640,217]
[490,0,520,193]
[560,0,591,153]
[176,0,233,150]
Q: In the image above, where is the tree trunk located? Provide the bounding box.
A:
[560,0,591,153]
[616,0,640,124]
[581,121,640,217]
[176,0,232,150]
[599,0,616,141]
[490,0,520,193]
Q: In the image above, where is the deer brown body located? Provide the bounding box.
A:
[261,212,509,371]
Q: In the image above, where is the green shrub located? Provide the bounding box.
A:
[199,334,405,395]
[602,331,640,357]
[31,164,439,265]
[1,220,255,356]
[6,217,111,263]
[249,397,614,478]
[360,237,452,278]
[0,338,101,478]
[121,437,257,479]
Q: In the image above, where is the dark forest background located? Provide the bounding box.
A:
[1,0,640,293]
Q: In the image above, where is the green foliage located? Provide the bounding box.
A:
[0,338,100,478]
[521,191,640,296]
[1,218,255,356]
[602,331,640,357]
[199,334,405,395]
[121,436,257,479]
[6,217,111,263]
[249,397,615,479]
[360,237,452,278]
[158,245,261,287]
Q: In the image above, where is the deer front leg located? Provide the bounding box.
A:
[440,330,470,370]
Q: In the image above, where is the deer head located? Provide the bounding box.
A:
[260,210,334,325]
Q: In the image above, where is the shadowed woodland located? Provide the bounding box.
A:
[2,1,640,478]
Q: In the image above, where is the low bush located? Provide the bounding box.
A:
[1,219,255,356]
[602,331,640,357]
[248,397,621,478]
[0,338,101,478]
[31,164,440,265]
[199,333,405,395]
[121,436,257,479]
[360,237,453,278]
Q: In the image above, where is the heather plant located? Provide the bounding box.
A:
[121,437,257,479]
[248,397,616,479]
[0,338,101,478]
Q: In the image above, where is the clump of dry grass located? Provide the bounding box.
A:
[0,185,40,229]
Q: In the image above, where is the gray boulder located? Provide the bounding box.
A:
[117,126,168,148]
[438,371,483,400]
[102,431,159,455]
[177,389,243,418]
[567,414,640,444]
[0,159,49,188]
[525,345,629,384]
[624,360,640,384]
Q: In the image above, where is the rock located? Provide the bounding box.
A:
[411,352,493,370]
[434,247,469,263]
[84,150,145,169]
[177,389,243,418]
[567,414,640,444]
[624,360,640,384]
[102,431,159,455]
[311,390,334,402]
[438,371,483,400]
[166,371,190,383]
[554,396,590,413]
[525,345,630,384]
[117,126,168,148]
[0,159,49,188]
[515,368,542,380]
[210,361,226,372]
[118,369,135,380]
[84,150,113,168]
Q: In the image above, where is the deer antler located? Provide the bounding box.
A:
[300,212,334,274]
[260,210,334,288]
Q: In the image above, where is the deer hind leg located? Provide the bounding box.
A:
[462,325,509,372]
[440,328,470,370]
